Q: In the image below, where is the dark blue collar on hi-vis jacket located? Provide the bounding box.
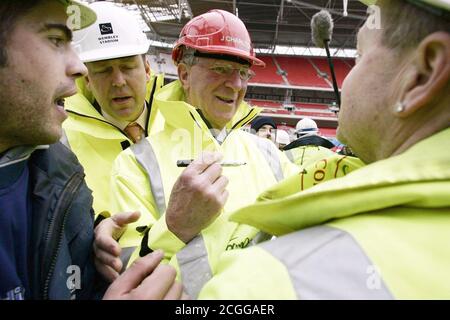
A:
[283,135,335,151]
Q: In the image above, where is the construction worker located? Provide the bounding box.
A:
[0,0,182,300]
[250,116,277,143]
[275,129,291,150]
[284,117,336,167]
[100,9,299,298]
[198,0,450,299]
[62,1,165,215]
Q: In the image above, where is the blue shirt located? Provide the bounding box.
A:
[0,159,32,300]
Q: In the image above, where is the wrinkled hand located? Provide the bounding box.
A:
[166,152,229,243]
[94,211,141,282]
[103,250,189,300]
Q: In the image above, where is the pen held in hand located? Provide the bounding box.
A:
[176,160,247,167]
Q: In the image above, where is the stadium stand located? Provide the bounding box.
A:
[308,57,354,88]
[250,56,285,85]
[275,56,330,88]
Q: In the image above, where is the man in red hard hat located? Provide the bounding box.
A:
[95,9,299,299]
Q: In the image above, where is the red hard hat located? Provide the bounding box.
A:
[172,9,265,67]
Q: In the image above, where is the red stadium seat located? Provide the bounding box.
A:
[308,58,354,89]
[249,55,354,89]
[275,56,329,88]
[250,56,284,85]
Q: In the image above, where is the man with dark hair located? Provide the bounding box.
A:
[0,1,41,66]
[0,0,182,300]
[198,0,450,299]
[250,116,277,142]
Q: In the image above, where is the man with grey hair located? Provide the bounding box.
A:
[95,9,298,299]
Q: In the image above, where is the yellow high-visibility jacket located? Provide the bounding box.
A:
[199,129,450,299]
[62,74,164,215]
[283,135,336,167]
[109,80,299,297]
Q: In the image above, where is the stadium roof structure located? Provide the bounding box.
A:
[96,0,368,55]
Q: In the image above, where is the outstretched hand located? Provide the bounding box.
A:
[94,211,140,282]
[103,250,189,300]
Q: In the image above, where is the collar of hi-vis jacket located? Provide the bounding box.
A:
[154,80,261,140]
[229,128,450,236]
[63,74,162,140]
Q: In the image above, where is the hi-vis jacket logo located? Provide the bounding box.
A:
[99,23,114,35]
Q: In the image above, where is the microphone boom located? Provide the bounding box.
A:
[311,10,341,110]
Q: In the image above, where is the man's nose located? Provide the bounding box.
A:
[225,69,245,91]
[111,69,126,87]
[67,47,87,78]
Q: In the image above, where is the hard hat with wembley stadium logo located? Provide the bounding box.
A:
[71,2,150,63]
[172,9,265,67]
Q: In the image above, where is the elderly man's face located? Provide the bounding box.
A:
[0,0,87,152]
[180,57,250,129]
[337,17,407,163]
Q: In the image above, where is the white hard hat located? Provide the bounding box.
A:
[72,2,150,63]
[276,130,291,145]
[296,118,319,137]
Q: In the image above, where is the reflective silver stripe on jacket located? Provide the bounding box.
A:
[260,225,394,299]
[284,149,295,163]
[130,139,166,216]
[249,134,284,182]
[177,235,213,299]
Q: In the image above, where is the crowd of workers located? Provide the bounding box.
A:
[0,0,449,300]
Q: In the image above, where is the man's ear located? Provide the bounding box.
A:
[177,63,190,91]
[144,56,151,82]
[399,32,450,117]
[84,75,92,91]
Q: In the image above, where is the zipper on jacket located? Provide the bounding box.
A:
[41,172,85,299]
[231,108,258,130]
[188,107,259,145]
[66,110,128,137]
